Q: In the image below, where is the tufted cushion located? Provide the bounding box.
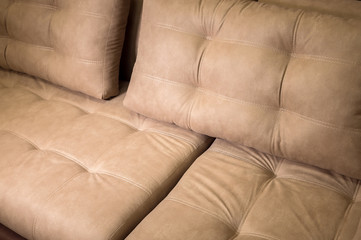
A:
[0,0,130,99]
[124,0,361,179]
[0,69,211,240]
[127,139,361,240]
[259,0,361,19]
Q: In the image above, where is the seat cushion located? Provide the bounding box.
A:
[0,0,130,99]
[124,0,361,179]
[127,139,361,240]
[259,0,361,19]
[0,69,211,240]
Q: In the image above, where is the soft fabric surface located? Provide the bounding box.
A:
[0,70,211,240]
[259,0,361,19]
[128,139,361,240]
[124,0,361,179]
[0,0,130,99]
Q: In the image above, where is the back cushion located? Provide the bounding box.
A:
[259,0,361,19]
[124,0,361,179]
[0,0,130,99]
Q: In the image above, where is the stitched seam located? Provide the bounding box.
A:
[46,149,153,195]
[270,112,280,156]
[354,182,361,202]
[292,11,304,52]
[199,0,207,34]
[140,72,361,133]
[210,147,277,174]
[1,129,40,149]
[141,73,194,89]
[274,158,284,175]
[15,86,46,101]
[154,23,359,66]
[16,1,108,19]
[6,40,105,64]
[196,42,208,86]
[166,197,238,231]
[334,203,354,240]
[271,11,303,157]
[216,0,251,36]
[46,149,89,170]
[276,177,353,198]
[5,38,106,64]
[292,53,360,65]
[238,232,281,240]
[2,2,11,68]
[76,59,104,64]
[47,10,56,82]
[90,130,142,168]
[155,23,204,38]
[155,23,288,55]
[32,171,84,240]
[144,128,199,149]
[92,113,139,131]
[9,40,54,50]
[108,222,126,240]
[189,39,211,129]
[238,176,276,231]
[69,10,106,19]
[216,38,291,56]
[226,232,239,240]
[95,170,152,196]
[140,73,278,110]
[280,109,361,133]
[186,91,197,130]
[16,1,57,10]
[101,0,115,98]
[333,184,359,240]
[3,44,9,69]
[210,0,225,35]
[200,87,278,110]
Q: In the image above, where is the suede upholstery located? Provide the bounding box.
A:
[124,0,361,179]
[259,0,361,19]
[1,0,361,239]
[128,139,361,240]
[0,69,211,240]
[0,0,130,99]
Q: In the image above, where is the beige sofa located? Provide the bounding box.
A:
[0,0,360,239]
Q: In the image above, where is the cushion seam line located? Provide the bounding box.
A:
[32,171,84,240]
[166,197,237,231]
[138,73,361,133]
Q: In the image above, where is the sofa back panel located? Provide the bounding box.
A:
[0,0,130,99]
[259,0,361,19]
[124,0,361,179]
